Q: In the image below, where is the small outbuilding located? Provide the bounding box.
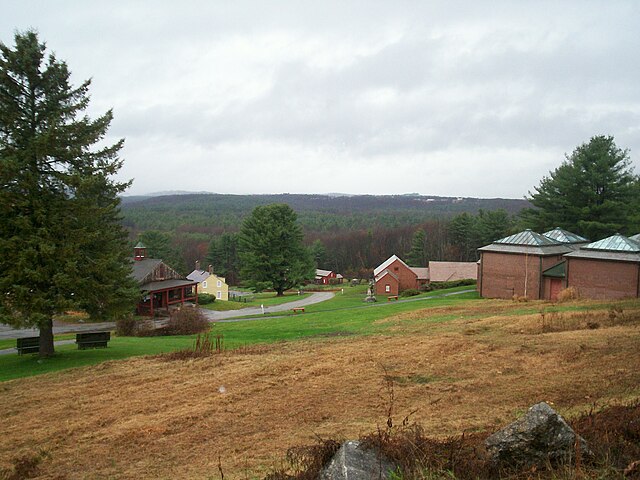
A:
[373,255,428,296]
[315,269,344,285]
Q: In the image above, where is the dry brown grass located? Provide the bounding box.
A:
[1,300,639,479]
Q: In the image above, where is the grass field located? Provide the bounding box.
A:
[0,286,474,382]
[202,291,312,311]
[0,295,639,478]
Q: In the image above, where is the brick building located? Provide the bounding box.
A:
[563,234,640,299]
[373,255,428,296]
[477,230,572,300]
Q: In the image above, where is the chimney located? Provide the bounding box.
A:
[208,264,213,274]
[195,260,200,271]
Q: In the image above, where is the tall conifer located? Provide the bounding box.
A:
[0,31,138,356]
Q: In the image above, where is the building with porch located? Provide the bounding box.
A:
[131,242,198,316]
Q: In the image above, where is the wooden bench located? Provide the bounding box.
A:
[387,295,399,301]
[292,307,305,313]
[76,331,111,350]
[16,337,40,355]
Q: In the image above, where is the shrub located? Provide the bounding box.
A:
[115,315,137,337]
[557,286,578,302]
[400,288,421,298]
[163,307,210,335]
[430,279,476,290]
[198,293,216,305]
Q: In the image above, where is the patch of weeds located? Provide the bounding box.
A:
[160,333,223,361]
[385,374,442,386]
[0,449,49,480]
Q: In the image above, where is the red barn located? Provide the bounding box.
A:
[315,269,344,285]
[373,255,428,296]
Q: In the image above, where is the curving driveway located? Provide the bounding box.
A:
[201,291,335,321]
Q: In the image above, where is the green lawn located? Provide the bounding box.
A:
[201,291,312,311]
[0,286,480,382]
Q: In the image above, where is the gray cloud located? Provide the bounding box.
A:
[2,1,639,197]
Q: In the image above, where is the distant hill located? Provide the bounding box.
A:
[120,193,530,233]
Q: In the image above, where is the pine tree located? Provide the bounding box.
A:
[206,232,240,285]
[521,136,637,239]
[406,228,428,266]
[238,204,315,295]
[0,31,138,356]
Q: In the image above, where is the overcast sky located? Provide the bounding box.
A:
[3,1,639,198]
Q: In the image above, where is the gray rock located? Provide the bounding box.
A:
[485,402,590,467]
[320,440,396,480]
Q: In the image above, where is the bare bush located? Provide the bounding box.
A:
[557,287,579,302]
[163,307,210,336]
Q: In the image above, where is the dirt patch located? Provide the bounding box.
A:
[1,303,639,479]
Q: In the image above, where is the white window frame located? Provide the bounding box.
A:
[217,290,222,299]
[217,280,222,287]
[202,281,207,288]
[385,285,390,293]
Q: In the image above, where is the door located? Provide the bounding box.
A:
[550,278,562,301]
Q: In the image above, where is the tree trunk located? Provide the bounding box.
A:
[39,318,55,357]
[276,289,284,297]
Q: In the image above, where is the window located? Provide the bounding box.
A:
[202,281,207,288]
[217,280,222,287]
[217,291,222,299]
[385,285,390,293]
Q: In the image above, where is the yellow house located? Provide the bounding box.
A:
[187,263,229,301]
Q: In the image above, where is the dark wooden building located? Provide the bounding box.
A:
[131,242,198,316]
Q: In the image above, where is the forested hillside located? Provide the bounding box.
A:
[121,193,530,279]
[122,193,527,232]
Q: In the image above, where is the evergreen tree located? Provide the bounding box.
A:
[138,230,186,274]
[206,232,240,285]
[406,228,428,266]
[521,136,637,239]
[449,213,477,261]
[309,239,327,268]
[238,204,315,295]
[0,31,138,356]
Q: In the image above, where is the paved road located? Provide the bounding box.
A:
[0,292,335,341]
[201,291,335,321]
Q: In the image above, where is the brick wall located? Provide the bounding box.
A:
[374,259,418,295]
[480,252,565,300]
[567,258,640,299]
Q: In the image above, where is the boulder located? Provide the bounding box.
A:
[485,402,590,467]
[320,440,396,480]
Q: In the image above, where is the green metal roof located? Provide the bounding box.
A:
[582,234,640,252]
[494,229,562,246]
[542,261,566,278]
[134,241,146,249]
[630,233,640,243]
[543,227,589,244]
